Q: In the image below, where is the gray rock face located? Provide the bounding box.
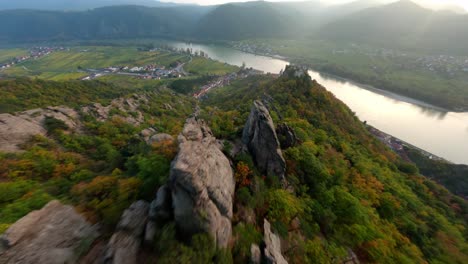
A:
[170,117,235,248]
[81,95,146,126]
[250,244,261,264]
[145,184,173,245]
[148,184,172,222]
[276,123,298,149]
[242,100,286,179]
[342,248,360,264]
[0,200,97,264]
[0,106,80,152]
[104,201,149,264]
[148,133,174,145]
[264,219,288,264]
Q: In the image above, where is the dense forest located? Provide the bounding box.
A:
[0,67,466,263]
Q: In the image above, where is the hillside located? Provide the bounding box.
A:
[0,5,209,42]
[320,0,468,53]
[0,1,382,43]
[195,2,297,40]
[0,65,466,263]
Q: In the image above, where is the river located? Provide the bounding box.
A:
[167,41,468,165]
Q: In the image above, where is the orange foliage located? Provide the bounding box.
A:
[152,138,177,160]
[235,162,252,187]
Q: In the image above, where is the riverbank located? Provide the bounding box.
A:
[227,40,468,112]
[367,125,451,164]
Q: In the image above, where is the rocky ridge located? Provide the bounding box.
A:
[242,100,286,179]
[0,94,159,153]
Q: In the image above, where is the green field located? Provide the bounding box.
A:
[1,46,191,80]
[0,48,28,63]
[185,57,239,75]
[0,46,238,82]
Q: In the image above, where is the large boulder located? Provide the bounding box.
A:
[0,106,80,152]
[170,117,235,248]
[104,201,149,264]
[242,100,286,179]
[264,219,288,264]
[0,200,97,264]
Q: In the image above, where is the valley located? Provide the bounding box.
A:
[0,1,467,264]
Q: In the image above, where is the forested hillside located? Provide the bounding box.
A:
[0,5,209,42]
[200,66,468,263]
[0,65,467,262]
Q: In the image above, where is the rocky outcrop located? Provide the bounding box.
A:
[242,100,286,179]
[0,106,80,152]
[0,200,97,264]
[149,133,174,145]
[144,184,173,244]
[82,95,147,126]
[276,123,298,149]
[342,248,360,264]
[0,94,151,153]
[104,201,149,264]
[250,244,261,264]
[140,129,174,146]
[264,219,288,264]
[170,117,235,248]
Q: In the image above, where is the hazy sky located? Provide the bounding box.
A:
[159,0,468,10]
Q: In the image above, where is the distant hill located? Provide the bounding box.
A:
[0,5,211,42]
[320,0,468,53]
[194,2,297,40]
[194,0,381,40]
[0,0,179,10]
[1,0,467,53]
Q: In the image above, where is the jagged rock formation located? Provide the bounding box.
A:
[0,200,97,264]
[104,201,149,264]
[0,94,153,153]
[169,117,235,248]
[264,219,288,264]
[276,123,298,149]
[81,95,146,126]
[242,100,286,179]
[0,106,80,152]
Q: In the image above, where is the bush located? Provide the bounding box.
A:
[266,189,306,224]
[397,162,419,174]
[233,223,262,261]
[44,116,69,135]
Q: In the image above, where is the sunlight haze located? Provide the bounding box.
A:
[160,0,468,11]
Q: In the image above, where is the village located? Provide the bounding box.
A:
[332,44,468,76]
[194,67,264,99]
[367,125,449,163]
[0,46,66,70]
[80,61,187,81]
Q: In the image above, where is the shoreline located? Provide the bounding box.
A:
[229,44,466,113]
[367,125,453,165]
